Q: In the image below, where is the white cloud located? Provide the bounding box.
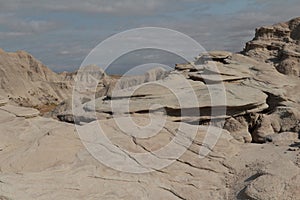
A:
[0,31,29,39]
[0,14,60,36]
[0,0,168,15]
[1,0,300,72]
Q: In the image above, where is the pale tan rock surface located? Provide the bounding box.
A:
[0,108,241,199]
[0,50,73,107]
[1,18,300,200]
[0,107,299,199]
[0,104,40,118]
[0,96,8,106]
[78,49,300,143]
[243,17,300,77]
[228,141,300,200]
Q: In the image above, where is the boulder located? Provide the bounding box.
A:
[244,174,285,200]
[266,132,299,143]
[224,117,252,143]
[252,115,275,143]
[270,106,300,133]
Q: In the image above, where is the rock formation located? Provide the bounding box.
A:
[243,17,300,77]
[0,49,74,108]
[78,50,300,143]
[0,17,300,200]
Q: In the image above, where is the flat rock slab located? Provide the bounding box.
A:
[198,51,232,59]
[86,74,268,119]
[0,105,40,118]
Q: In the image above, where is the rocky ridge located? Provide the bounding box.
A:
[69,50,300,143]
[243,17,300,77]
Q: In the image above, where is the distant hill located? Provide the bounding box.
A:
[0,49,73,107]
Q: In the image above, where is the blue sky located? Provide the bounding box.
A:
[0,0,300,73]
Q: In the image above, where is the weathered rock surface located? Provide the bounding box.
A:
[86,73,268,121]
[51,67,168,123]
[244,174,286,200]
[229,142,300,200]
[1,17,300,200]
[0,104,40,118]
[79,49,300,143]
[0,49,73,107]
[0,106,239,199]
[0,105,299,199]
[267,132,299,144]
[223,117,252,143]
[0,96,8,106]
[251,106,300,143]
[243,17,300,77]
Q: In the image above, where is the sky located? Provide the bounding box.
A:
[0,0,300,74]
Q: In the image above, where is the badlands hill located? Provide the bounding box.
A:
[0,49,73,108]
[0,18,300,200]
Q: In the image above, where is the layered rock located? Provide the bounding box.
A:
[77,51,300,143]
[243,17,300,77]
[53,67,168,123]
[1,17,300,200]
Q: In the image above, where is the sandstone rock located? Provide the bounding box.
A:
[0,104,40,118]
[243,17,300,77]
[0,196,11,200]
[283,174,300,199]
[0,49,73,107]
[195,51,232,65]
[105,67,168,97]
[244,174,285,200]
[277,48,300,76]
[251,106,300,144]
[0,109,81,173]
[266,132,299,144]
[0,96,8,106]
[252,115,275,143]
[175,62,196,71]
[187,61,251,84]
[1,17,300,199]
[224,117,252,143]
[270,106,300,133]
[84,72,268,124]
[53,67,168,123]
[0,106,242,199]
[229,141,300,199]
